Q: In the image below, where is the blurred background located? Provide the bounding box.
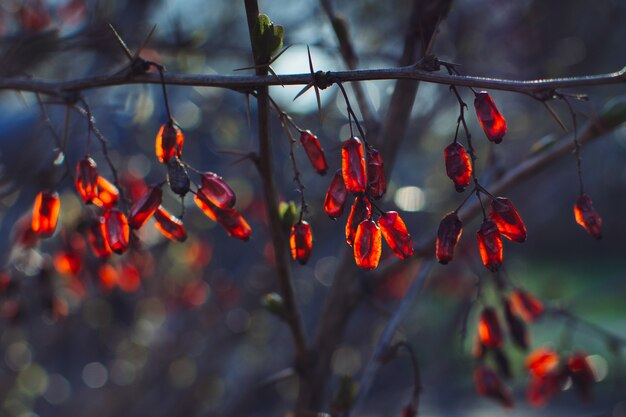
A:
[0,0,626,416]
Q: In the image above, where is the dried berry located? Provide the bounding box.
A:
[155,122,184,163]
[153,206,187,242]
[478,307,504,348]
[32,191,60,237]
[345,195,371,246]
[473,365,514,407]
[474,91,506,143]
[378,211,413,259]
[167,158,190,196]
[324,170,348,219]
[92,177,120,209]
[300,130,328,175]
[489,197,526,242]
[567,352,595,402]
[75,157,99,203]
[103,209,130,255]
[435,212,462,264]
[290,220,313,264]
[129,186,162,229]
[444,142,472,192]
[200,172,236,209]
[354,220,382,270]
[87,218,112,258]
[510,289,544,322]
[341,136,367,194]
[574,193,602,239]
[477,219,503,272]
[366,146,386,200]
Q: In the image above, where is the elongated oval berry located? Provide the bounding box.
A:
[435,212,462,264]
[478,307,504,348]
[503,298,529,350]
[92,177,119,209]
[87,218,112,258]
[103,209,130,255]
[300,130,328,175]
[75,157,99,203]
[345,195,371,246]
[129,186,162,229]
[167,159,190,196]
[474,92,506,144]
[290,220,313,264]
[477,220,503,272]
[153,206,187,242]
[510,289,544,322]
[489,197,526,242]
[354,220,382,270]
[155,122,184,163]
[324,170,348,219]
[32,191,60,237]
[527,369,567,407]
[200,172,236,209]
[574,193,602,239]
[526,347,560,378]
[366,147,386,200]
[473,366,514,407]
[216,208,251,241]
[341,137,366,194]
[444,142,472,192]
[378,211,413,259]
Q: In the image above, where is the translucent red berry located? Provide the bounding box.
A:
[53,250,81,276]
[103,209,130,255]
[290,220,313,264]
[526,347,560,378]
[354,220,382,270]
[510,289,544,322]
[341,136,367,194]
[489,197,526,242]
[200,172,236,209]
[378,211,413,259]
[435,212,462,264]
[75,157,99,203]
[155,122,184,163]
[474,92,506,144]
[324,170,348,219]
[87,218,112,258]
[444,142,472,192]
[216,208,251,241]
[473,365,514,407]
[32,191,60,237]
[92,177,119,209]
[478,307,504,348]
[129,186,162,229]
[477,220,503,272]
[153,206,187,242]
[574,193,602,239]
[345,195,371,246]
[527,369,567,408]
[366,147,386,200]
[300,130,328,175]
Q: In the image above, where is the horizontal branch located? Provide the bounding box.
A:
[1,64,625,97]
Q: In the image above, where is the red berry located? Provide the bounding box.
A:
[574,193,602,239]
[378,211,413,259]
[473,365,514,407]
[474,92,506,144]
[290,220,313,264]
[154,206,187,242]
[444,142,472,192]
[477,219,503,272]
[354,220,382,270]
[345,195,371,247]
[75,157,99,203]
[129,186,162,229]
[341,137,367,194]
[32,191,60,238]
[435,212,462,264]
[103,209,130,255]
[155,122,184,163]
[489,197,526,242]
[92,177,120,210]
[324,170,348,219]
[87,218,112,258]
[366,146,386,199]
[510,289,544,322]
[200,172,236,209]
[300,130,328,175]
[478,307,504,348]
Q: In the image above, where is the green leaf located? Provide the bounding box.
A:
[252,14,284,64]
[279,201,298,234]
